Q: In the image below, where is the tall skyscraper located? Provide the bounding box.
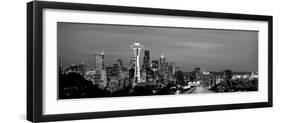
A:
[170,61,176,75]
[168,62,176,81]
[159,54,166,79]
[130,42,143,84]
[94,51,105,70]
[143,50,150,69]
[151,60,159,82]
[94,51,106,88]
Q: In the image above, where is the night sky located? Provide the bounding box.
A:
[57,22,258,72]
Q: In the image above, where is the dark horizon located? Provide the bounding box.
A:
[57,22,258,72]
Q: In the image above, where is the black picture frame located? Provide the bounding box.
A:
[27,1,273,122]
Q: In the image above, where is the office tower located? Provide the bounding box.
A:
[112,63,119,76]
[130,42,144,84]
[94,51,106,88]
[159,54,166,79]
[141,69,147,82]
[106,66,114,77]
[152,60,159,70]
[167,62,174,81]
[94,51,105,70]
[129,67,135,79]
[170,61,176,76]
[175,70,184,85]
[146,68,154,83]
[151,60,159,81]
[143,50,150,69]
[162,62,169,81]
[129,57,136,68]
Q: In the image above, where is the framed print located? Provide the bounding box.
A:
[27,1,273,122]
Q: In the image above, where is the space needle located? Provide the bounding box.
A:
[130,41,144,84]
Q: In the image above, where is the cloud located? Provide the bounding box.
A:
[170,41,224,49]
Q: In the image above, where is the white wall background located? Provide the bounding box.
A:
[0,0,280,123]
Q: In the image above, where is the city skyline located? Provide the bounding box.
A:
[58,22,258,72]
[58,22,259,99]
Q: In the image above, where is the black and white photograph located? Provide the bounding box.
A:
[25,1,273,122]
[58,22,259,99]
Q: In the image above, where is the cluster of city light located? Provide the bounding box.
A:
[59,42,259,94]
